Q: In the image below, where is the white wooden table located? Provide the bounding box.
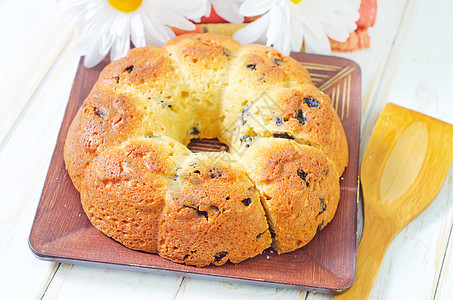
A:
[1,0,452,299]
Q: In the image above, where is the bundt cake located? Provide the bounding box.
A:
[64,33,348,267]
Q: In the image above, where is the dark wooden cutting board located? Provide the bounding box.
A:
[29,52,360,294]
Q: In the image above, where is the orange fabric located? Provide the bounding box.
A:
[334,0,377,51]
[330,28,370,52]
[171,26,205,36]
[357,0,377,28]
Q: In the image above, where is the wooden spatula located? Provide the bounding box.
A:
[335,103,453,299]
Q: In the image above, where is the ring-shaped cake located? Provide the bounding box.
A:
[64,33,348,267]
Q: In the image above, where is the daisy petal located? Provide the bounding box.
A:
[162,0,207,21]
[240,0,275,17]
[110,38,130,62]
[324,22,353,42]
[212,0,244,24]
[265,5,283,48]
[83,37,106,68]
[99,32,114,56]
[233,13,270,45]
[131,14,146,48]
[143,15,175,46]
[159,10,197,31]
[303,22,332,55]
[290,21,304,52]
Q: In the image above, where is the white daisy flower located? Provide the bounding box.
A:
[195,0,246,24]
[60,0,206,67]
[233,0,361,55]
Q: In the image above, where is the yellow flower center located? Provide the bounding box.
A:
[290,0,303,4]
[108,0,142,13]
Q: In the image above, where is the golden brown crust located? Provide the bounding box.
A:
[64,33,348,267]
[64,89,144,191]
[94,46,171,90]
[232,44,312,87]
[239,84,349,174]
[158,153,271,267]
[81,136,189,253]
[238,138,340,253]
[221,44,313,137]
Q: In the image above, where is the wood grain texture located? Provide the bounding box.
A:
[435,196,453,299]
[335,103,453,299]
[333,1,408,124]
[42,264,184,300]
[174,277,304,300]
[29,53,361,294]
[0,36,81,299]
[357,1,453,298]
[0,0,73,148]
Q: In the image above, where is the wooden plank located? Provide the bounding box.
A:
[435,204,453,299]
[332,0,409,125]
[373,0,453,125]
[358,0,453,152]
[0,39,79,298]
[306,292,332,300]
[0,53,76,299]
[356,0,453,299]
[0,0,73,148]
[42,264,184,299]
[174,278,305,300]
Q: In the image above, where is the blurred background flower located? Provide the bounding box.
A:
[233,0,361,55]
[196,0,245,24]
[59,0,205,67]
[59,0,372,67]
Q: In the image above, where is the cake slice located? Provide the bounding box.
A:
[158,152,271,266]
[237,137,340,253]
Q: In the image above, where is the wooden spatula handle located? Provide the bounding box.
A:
[335,103,453,299]
[334,216,396,299]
